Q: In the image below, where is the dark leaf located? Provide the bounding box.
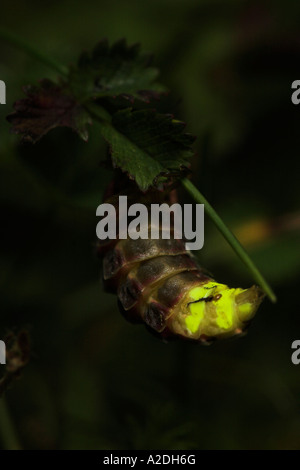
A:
[7,79,92,143]
[69,38,166,103]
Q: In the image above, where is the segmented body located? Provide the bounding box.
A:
[97,187,264,343]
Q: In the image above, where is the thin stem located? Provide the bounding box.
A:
[0,397,22,450]
[85,102,112,122]
[0,28,68,76]
[182,177,277,303]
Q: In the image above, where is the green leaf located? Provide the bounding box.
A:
[99,108,195,191]
[7,39,166,143]
[69,38,166,103]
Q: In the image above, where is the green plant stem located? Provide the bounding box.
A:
[0,28,68,76]
[85,102,112,123]
[182,177,277,303]
[0,397,22,450]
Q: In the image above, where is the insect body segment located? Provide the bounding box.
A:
[173,282,264,342]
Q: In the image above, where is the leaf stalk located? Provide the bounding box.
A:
[182,177,277,302]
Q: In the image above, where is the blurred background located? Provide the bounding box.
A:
[0,0,300,450]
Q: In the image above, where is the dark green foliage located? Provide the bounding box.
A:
[7,39,194,190]
[99,109,194,190]
[69,38,166,102]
